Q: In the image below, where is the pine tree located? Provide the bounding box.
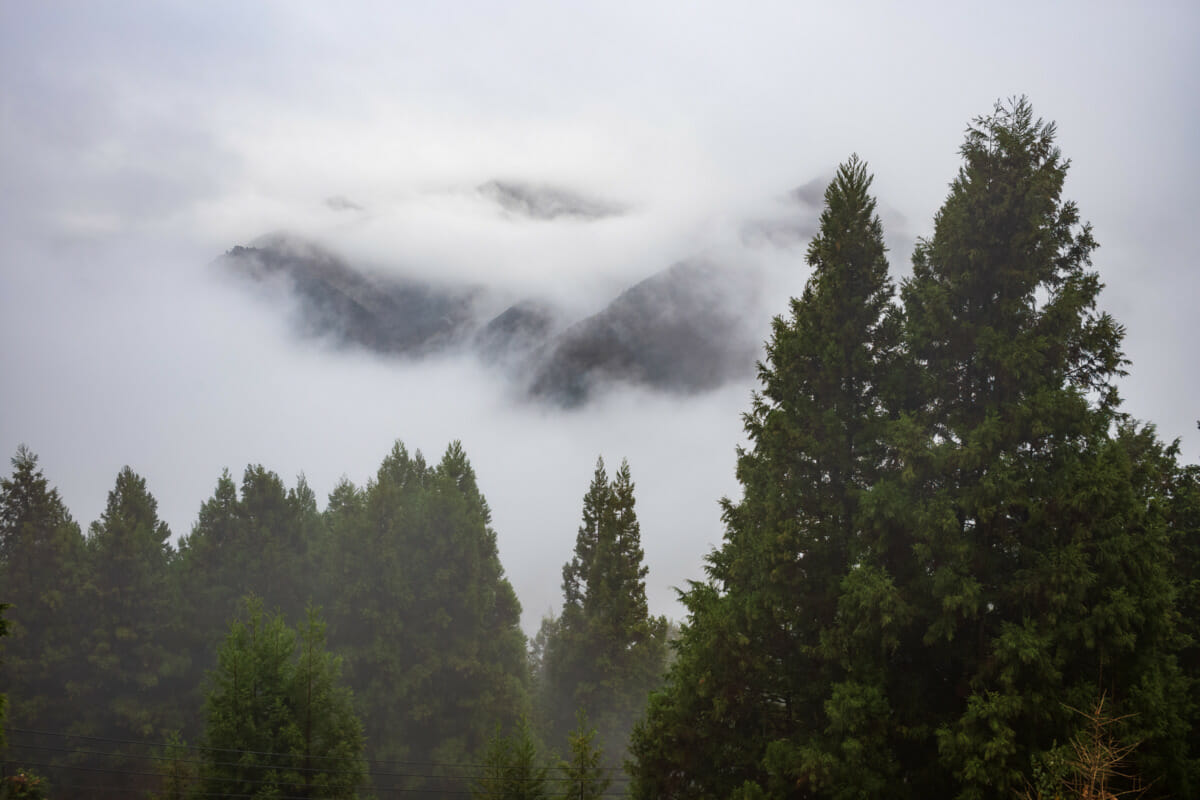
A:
[175,463,325,739]
[541,457,667,765]
[322,441,528,794]
[287,607,369,798]
[556,712,611,800]
[1168,436,1200,786]
[629,155,900,798]
[506,718,549,800]
[0,602,9,750]
[200,598,367,799]
[885,98,1187,797]
[475,718,549,800]
[0,447,87,734]
[81,467,179,738]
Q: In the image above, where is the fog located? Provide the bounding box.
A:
[2,1,1198,631]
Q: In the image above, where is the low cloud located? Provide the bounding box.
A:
[325,195,364,212]
[478,179,627,221]
[2,0,1197,634]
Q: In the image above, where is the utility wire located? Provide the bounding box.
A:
[7,726,631,775]
[3,727,633,797]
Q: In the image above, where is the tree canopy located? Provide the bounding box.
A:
[201,598,368,799]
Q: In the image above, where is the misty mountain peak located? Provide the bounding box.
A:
[221,235,485,357]
[478,180,625,221]
[217,235,766,408]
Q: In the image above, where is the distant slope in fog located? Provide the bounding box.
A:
[222,235,485,356]
[477,180,626,221]
[218,235,767,407]
[527,259,761,406]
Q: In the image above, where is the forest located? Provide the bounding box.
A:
[2,99,1198,799]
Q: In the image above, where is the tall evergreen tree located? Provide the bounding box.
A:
[175,463,323,737]
[628,155,900,799]
[474,717,549,800]
[0,602,9,749]
[1168,434,1200,785]
[80,467,180,739]
[0,447,87,735]
[556,712,611,800]
[59,467,186,795]
[541,457,667,765]
[633,100,1194,800]
[179,465,316,626]
[200,598,367,799]
[884,98,1188,797]
[322,441,528,795]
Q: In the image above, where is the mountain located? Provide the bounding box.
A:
[473,299,559,366]
[527,259,761,406]
[477,180,624,221]
[222,235,484,356]
[218,235,766,407]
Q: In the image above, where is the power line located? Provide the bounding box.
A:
[2,727,634,797]
[6,727,631,775]
[5,740,629,786]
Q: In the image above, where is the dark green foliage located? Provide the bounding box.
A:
[888,99,1186,797]
[477,727,517,800]
[80,467,180,738]
[1167,433,1200,787]
[200,598,367,799]
[557,712,611,800]
[0,602,8,749]
[474,718,549,800]
[539,458,667,764]
[181,465,317,630]
[630,101,1196,798]
[630,154,900,798]
[175,464,324,739]
[0,440,532,797]
[321,440,529,790]
[58,467,185,794]
[148,732,197,800]
[0,447,87,735]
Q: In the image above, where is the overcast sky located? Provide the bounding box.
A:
[2,1,1197,632]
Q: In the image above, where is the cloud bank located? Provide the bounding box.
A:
[2,1,1197,631]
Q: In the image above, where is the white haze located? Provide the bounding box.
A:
[1,0,1198,631]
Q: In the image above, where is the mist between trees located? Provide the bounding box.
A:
[0,437,665,799]
[3,98,1200,799]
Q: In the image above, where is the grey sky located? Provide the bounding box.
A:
[2,1,1197,631]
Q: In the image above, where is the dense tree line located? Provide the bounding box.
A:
[629,99,1200,798]
[0,440,665,798]
[0,444,578,797]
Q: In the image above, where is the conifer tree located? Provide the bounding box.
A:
[475,718,549,800]
[175,463,324,731]
[200,598,367,799]
[557,712,610,800]
[632,100,1194,800]
[541,457,666,765]
[0,602,9,749]
[1168,438,1200,783]
[0,447,87,734]
[322,441,528,794]
[886,98,1187,797]
[81,467,179,740]
[629,155,899,798]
